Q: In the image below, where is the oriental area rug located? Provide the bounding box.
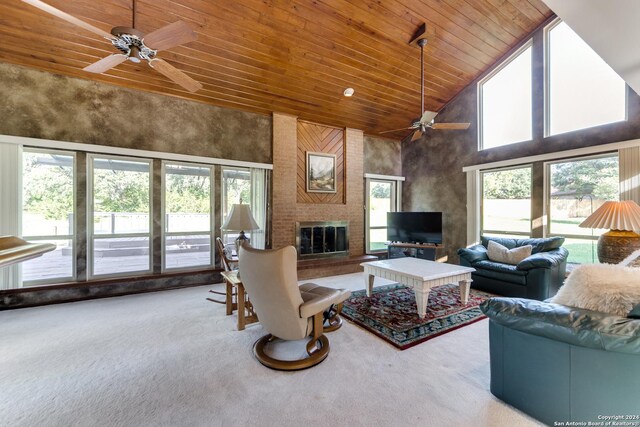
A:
[341,283,494,350]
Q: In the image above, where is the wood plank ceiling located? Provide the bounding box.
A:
[0,0,553,138]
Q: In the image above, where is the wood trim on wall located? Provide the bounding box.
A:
[296,121,346,204]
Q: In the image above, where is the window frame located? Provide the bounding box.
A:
[543,18,628,138]
[544,152,619,263]
[364,176,403,254]
[478,39,533,151]
[480,164,533,238]
[87,154,153,279]
[21,147,77,286]
[161,161,215,273]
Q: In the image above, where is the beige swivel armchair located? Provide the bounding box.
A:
[238,245,351,370]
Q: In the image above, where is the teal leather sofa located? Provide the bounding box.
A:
[481,298,640,425]
[458,236,568,300]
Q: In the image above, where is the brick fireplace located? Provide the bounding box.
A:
[272,113,371,278]
[296,220,348,259]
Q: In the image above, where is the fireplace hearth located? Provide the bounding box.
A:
[296,221,349,258]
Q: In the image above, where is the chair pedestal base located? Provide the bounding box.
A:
[323,303,344,332]
[253,334,330,371]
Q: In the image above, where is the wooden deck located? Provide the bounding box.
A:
[22,245,212,283]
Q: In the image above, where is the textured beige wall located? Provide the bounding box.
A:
[364,135,402,176]
[0,62,272,163]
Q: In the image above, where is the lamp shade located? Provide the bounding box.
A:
[579,200,640,230]
[221,204,260,232]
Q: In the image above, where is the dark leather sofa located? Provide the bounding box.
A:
[458,236,568,300]
[481,298,640,425]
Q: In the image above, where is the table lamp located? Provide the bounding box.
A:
[579,200,640,264]
[221,204,260,255]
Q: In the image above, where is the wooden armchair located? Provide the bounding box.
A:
[207,237,240,308]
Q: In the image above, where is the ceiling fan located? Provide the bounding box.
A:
[21,0,203,92]
[380,27,470,142]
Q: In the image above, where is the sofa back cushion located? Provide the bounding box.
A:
[482,236,564,254]
[487,240,532,265]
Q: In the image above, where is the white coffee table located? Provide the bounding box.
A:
[360,257,475,318]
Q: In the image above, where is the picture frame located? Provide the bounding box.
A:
[306,152,337,193]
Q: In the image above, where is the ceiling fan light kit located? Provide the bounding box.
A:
[21,0,203,93]
[380,24,470,141]
[109,27,157,63]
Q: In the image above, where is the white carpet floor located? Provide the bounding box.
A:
[0,273,541,427]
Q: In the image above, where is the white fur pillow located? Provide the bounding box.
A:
[551,264,640,316]
[487,240,532,265]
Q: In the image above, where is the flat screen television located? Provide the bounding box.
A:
[387,212,442,244]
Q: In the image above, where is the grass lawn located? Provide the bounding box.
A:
[483,199,600,264]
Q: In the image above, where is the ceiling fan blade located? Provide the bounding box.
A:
[379,126,416,135]
[21,0,115,40]
[149,59,203,92]
[419,110,438,124]
[143,21,197,51]
[410,129,423,142]
[431,122,471,130]
[83,54,128,74]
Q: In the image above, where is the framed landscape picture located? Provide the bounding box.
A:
[306,152,336,193]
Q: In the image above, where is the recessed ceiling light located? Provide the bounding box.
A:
[343,88,355,97]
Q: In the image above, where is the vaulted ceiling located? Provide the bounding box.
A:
[0,0,553,138]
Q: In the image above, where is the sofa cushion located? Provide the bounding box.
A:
[551,264,640,316]
[518,236,565,254]
[473,260,527,285]
[481,236,565,254]
[487,240,532,265]
[482,236,519,250]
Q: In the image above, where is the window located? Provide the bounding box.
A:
[162,163,213,271]
[21,150,75,284]
[365,177,402,253]
[481,166,532,237]
[546,154,619,264]
[479,42,532,150]
[89,156,151,277]
[221,167,251,245]
[546,20,626,136]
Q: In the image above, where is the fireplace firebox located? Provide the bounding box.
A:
[296,221,349,258]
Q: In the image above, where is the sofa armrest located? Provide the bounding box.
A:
[457,244,488,265]
[516,247,568,270]
[480,297,640,355]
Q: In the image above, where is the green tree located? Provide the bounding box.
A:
[483,168,532,199]
[370,182,391,199]
[93,169,149,213]
[551,157,618,200]
[166,174,210,213]
[23,155,73,221]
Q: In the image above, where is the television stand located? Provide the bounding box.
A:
[387,242,443,261]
